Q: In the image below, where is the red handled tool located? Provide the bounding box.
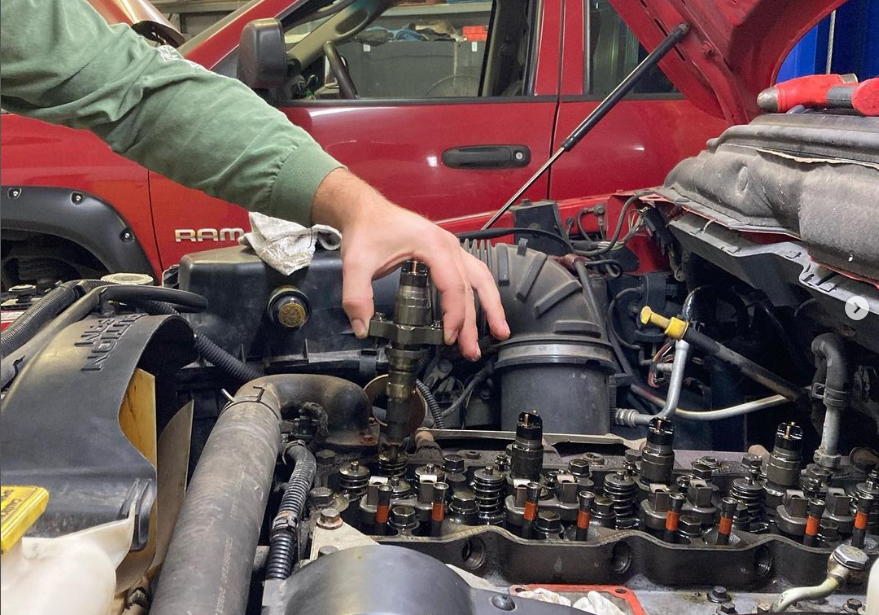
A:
[758,74,879,116]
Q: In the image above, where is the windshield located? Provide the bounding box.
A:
[178,0,262,55]
[179,0,348,56]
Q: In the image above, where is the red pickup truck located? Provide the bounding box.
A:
[0,0,830,287]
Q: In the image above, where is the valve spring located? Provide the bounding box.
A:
[377,451,408,478]
[338,461,370,501]
[603,470,638,523]
[729,477,764,530]
[387,476,413,500]
[414,464,446,494]
[471,467,506,522]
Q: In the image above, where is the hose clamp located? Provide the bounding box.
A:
[810,382,849,409]
[271,510,299,535]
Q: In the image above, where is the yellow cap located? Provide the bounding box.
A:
[639,306,689,340]
[1,486,49,555]
[277,301,308,329]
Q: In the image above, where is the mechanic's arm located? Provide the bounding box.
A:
[0,0,508,357]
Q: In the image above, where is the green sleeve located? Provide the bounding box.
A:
[0,0,343,224]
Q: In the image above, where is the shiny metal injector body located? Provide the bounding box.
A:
[369,260,444,447]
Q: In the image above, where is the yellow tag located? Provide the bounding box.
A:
[1,485,49,555]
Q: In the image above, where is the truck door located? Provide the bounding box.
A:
[149,0,562,268]
[277,0,562,222]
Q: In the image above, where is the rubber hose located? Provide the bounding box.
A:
[140,300,263,383]
[1,279,109,358]
[196,333,263,382]
[771,577,839,612]
[151,375,371,615]
[416,379,445,429]
[811,333,849,463]
[682,326,805,402]
[265,442,317,580]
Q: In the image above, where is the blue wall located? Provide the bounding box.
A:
[777,0,879,82]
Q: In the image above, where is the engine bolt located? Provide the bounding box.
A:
[389,505,419,534]
[317,507,342,529]
[592,496,617,528]
[494,454,511,473]
[678,515,703,541]
[707,586,730,603]
[843,598,863,614]
[491,594,515,611]
[309,487,334,510]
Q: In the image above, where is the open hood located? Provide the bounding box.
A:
[611,0,847,124]
[87,0,185,47]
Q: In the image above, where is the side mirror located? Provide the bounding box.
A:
[237,18,287,90]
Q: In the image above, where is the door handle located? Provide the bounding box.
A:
[442,145,531,169]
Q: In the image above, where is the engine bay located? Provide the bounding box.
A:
[2,110,878,614]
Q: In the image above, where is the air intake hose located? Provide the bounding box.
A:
[151,375,370,615]
[465,241,615,434]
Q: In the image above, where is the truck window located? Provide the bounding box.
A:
[586,0,677,96]
[287,0,538,100]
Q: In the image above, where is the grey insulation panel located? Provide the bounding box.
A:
[660,112,879,281]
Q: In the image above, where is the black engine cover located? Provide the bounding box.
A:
[178,246,398,367]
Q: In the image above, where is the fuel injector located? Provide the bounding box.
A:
[509,412,545,482]
[639,418,676,487]
[763,422,804,515]
[370,260,444,459]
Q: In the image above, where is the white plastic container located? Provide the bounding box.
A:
[0,514,134,615]
[867,554,878,615]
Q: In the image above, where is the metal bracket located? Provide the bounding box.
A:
[369,314,444,346]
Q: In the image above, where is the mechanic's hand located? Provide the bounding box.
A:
[312,169,510,360]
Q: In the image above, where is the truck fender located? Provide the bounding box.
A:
[1,185,154,276]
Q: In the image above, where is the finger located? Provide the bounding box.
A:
[464,252,510,340]
[447,241,480,359]
[457,285,481,360]
[416,237,467,346]
[341,253,377,338]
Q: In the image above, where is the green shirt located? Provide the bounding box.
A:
[1,0,343,224]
